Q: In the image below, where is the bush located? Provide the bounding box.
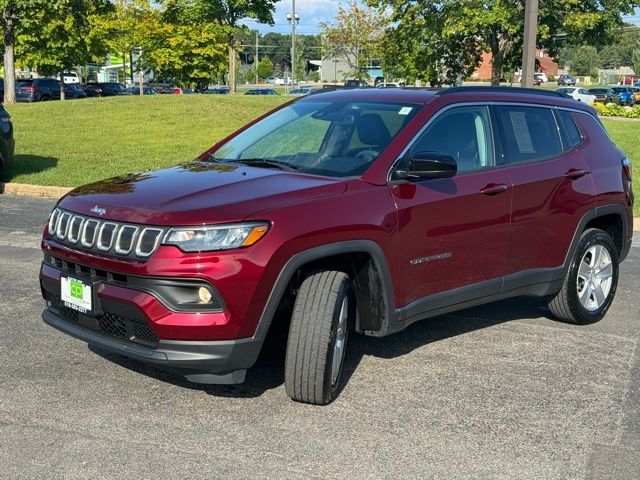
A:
[593,102,640,118]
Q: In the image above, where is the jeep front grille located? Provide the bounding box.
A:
[48,208,165,259]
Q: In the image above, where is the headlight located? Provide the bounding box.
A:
[162,222,269,252]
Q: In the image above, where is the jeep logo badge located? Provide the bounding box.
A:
[90,205,107,216]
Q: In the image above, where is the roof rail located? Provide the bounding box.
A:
[435,86,570,98]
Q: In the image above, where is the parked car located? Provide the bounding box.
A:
[288,87,318,96]
[557,74,577,86]
[83,82,126,97]
[40,87,633,405]
[556,87,596,104]
[16,78,59,102]
[534,72,549,84]
[202,87,230,94]
[0,78,4,100]
[0,104,15,174]
[630,87,640,103]
[588,87,620,104]
[63,84,87,100]
[610,87,636,106]
[158,87,183,95]
[57,72,80,84]
[345,79,369,88]
[244,88,279,96]
[118,86,157,96]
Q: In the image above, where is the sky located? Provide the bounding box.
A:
[243,0,345,35]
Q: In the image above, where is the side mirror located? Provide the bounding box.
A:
[395,152,457,180]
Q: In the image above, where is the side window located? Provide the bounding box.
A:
[494,106,563,163]
[556,110,583,148]
[410,106,494,174]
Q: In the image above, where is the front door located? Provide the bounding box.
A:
[391,105,512,308]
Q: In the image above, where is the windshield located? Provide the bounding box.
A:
[210,100,420,177]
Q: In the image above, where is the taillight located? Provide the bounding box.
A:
[623,157,632,179]
[25,86,35,93]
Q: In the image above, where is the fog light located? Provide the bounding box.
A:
[198,287,212,304]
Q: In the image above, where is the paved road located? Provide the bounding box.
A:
[1,195,639,480]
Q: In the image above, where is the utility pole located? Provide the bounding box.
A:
[520,0,539,88]
[255,32,259,84]
[287,2,299,87]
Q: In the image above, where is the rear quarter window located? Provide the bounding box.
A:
[494,106,563,163]
[556,110,583,148]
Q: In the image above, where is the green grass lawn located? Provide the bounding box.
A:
[1,96,638,215]
[1,95,287,188]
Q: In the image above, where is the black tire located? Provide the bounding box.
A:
[40,96,50,102]
[285,270,353,405]
[547,228,619,325]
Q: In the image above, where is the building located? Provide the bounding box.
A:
[472,49,559,80]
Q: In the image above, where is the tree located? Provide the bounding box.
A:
[370,0,640,86]
[320,1,385,81]
[0,0,48,104]
[571,45,600,77]
[256,56,273,80]
[162,0,277,92]
[17,0,112,99]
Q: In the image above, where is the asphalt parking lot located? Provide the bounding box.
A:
[1,194,639,480]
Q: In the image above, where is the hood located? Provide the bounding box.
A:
[58,162,346,225]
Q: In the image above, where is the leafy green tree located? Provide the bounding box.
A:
[0,0,48,104]
[320,1,385,81]
[162,0,277,92]
[91,0,155,87]
[370,0,639,86]
[633,50,640,77]
[17,0,112,99]
[256,56,273,80]
[571,45,600,77]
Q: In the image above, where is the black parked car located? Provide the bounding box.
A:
[64,84,87,100]
[202,87,230,94]
[16,78,85,102]
[244,88,279,96]
[0,104,15,174]
[83,82,125,97]
[17,78,59,102]
[118,86,157,96]
[345,79,369,88]
[588,88,620,104]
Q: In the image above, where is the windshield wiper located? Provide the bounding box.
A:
[231,158,299,171]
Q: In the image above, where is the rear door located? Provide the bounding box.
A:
[391,105,512,306]
[495,105,596,277]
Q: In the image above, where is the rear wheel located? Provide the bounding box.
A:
[547,229,619,325]
[285,270,353,405]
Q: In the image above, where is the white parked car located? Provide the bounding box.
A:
[57,72,80,84]
[534,72,549,83]
[556,87,596,104]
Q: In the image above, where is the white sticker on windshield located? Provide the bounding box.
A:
[398,106,413,116]
[509,111,535,153]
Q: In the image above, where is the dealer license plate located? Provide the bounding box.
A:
[60,276,92,313]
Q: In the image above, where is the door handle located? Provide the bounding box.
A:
[480,183,508,195]
[564,168,589,180]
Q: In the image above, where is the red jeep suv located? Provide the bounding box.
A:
[40,87,634,404]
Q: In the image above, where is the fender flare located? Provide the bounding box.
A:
[252,240,396,342]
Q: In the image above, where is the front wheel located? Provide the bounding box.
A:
[285,270,353,405]
[547,229,619,325]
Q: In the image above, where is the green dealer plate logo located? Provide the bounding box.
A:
[70,279,84,300]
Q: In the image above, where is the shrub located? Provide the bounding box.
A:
[593,101,640,118]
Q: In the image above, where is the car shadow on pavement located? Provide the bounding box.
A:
[0,155,58,183]
[91,296,553,400]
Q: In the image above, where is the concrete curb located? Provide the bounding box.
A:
[0,182,72,199]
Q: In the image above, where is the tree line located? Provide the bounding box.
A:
[0,0,279,103]
[322,0,640,86]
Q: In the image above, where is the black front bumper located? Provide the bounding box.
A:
[42,308,264,384]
